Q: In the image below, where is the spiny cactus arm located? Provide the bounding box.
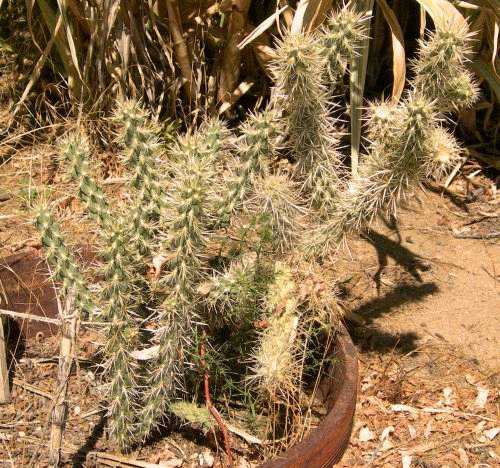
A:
[115,100,165,254]
[412,22,479,111]
[320,5,370,84]
[59,135,111,231]
[306,93,438,256]
[100,219,141,451]
[206,253,258,320]
[139,153,215,440]
[216,108,278,225]
[33,206,95,318]
[137,296,183,440]
[249,173,306,253]
[271,32,344,215]
[250,263,300,399]
[423,126,463,179]
[201,117,231,159]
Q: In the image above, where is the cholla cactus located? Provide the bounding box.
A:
[412,22,479,110]
[59,134,111,230]
[101,217,140,451]
[424,126,463,179]
[34,16,479,456]
[216,108,278,225]
[321,4,370,83]
[33,206,95,318]
[250,173,305,252]
[139,134,216,439]
[115,100,164,255]
[309,93,437,253]
[272,32,344,216]
[251,263,300,399]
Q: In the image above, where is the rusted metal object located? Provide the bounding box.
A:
[261,324,358,467]
[0,251,59,338]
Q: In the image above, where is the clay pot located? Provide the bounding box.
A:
[0,251,60,338]
[0,251,358,465]
[261,324,358,467]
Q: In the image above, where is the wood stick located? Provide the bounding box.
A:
[0,308,105,327]
[13,378,53,399]
[48,292,77,467]
[87,451,182,467]
[0,308,61,325]
[0,317,10,404]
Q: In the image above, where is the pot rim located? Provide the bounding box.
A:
[260,322,358,467]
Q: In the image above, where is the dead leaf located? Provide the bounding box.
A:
[458,447,469,466]
[474,386,489,408]
[391,404,419,415]
[375,0,406,102]
[415,0,466,30]
[408,424,417,440]
[358,426,375,442]
[424,420,433,438]
[380,426,394,441]
[402,453,412,468]
[442,387,454,406]
[484,427,500,440]
[130,345,160,361]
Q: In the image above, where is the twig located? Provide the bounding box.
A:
[13,378,53,399]
[0,308,106,327]
[0,317,10,403]
[87,451,181,467]
[200,333,233,466]
[444,156,467,188]
[0,308,61,325]
[80,408,105,419]
[49,292,78,467]
[452,229,500,239]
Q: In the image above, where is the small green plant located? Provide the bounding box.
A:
[33,4,478,459]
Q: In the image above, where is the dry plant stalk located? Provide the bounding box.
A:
[48,292,77,468]
[0,317,10,404]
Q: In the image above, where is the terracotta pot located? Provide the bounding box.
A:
[0,251,59,338]
[0,251,358,466]
[261,324,358,468]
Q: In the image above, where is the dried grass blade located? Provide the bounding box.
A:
[350,0,374,177]
[376,0,406,102]
[12,13,63,120]
[415,0,466,29]
[238,5,289,50]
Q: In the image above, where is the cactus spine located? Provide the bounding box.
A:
[33,207,95,318]
[216,108,278,225]
[139,135,215,439]
[272,32,343,216]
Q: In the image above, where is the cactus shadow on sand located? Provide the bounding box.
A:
[347,228,439,354]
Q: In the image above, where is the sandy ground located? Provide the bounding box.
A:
[332,187,499,372]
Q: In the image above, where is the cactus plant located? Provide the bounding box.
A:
[271,32,344,217]
[321,5,370,84]
[33,8,479,458]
